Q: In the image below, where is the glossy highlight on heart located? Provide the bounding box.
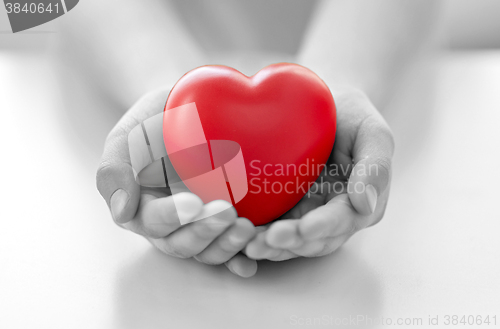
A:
[164,63,336,226]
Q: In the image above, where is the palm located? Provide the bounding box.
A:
[244,89,394,261]
[242,149,355,261]
[279,153,351,220]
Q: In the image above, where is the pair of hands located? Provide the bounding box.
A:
[96,86,394,278]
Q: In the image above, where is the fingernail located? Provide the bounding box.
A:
[228,232,247,246]
[365,184,378,214]
[110,189,129,222]
[300,220,328,240]
[175,193,203,221]
[305,228,327,241]
[205,216,232,232]
[283,236,303,249]
[274,236,301,249]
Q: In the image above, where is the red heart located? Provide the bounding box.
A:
[164,63,336,226]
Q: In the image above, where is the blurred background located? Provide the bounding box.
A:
[4,0,500,51]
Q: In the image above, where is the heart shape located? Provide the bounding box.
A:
[164,63,336,226]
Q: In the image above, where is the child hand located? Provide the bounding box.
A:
[243,87,395,261]
[96,88,258,278]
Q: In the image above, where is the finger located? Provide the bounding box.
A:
[289,240,326,257]
[151,200,237,258]
[266,250,298,261]
[279,192,324,219]
[225,254,258,278]
[194,217,256,265]
[316,234,352,257]
[265,220,304,249]
[298,194,358,241]
[245,232,282,260]
[290,234,351,258]
[123,192,203,238]
[348,112,394,216]
[96,88,171,223]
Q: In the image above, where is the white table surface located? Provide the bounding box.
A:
[1,50,499,329]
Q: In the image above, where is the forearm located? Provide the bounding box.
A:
[298,0,440,107]
[54,0,206,110]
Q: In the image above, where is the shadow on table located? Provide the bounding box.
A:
[112,245,382,329]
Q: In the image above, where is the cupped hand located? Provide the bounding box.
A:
[96,88,258,278]
[244,87,395,261]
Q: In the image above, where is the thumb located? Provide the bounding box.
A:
[347,114,395,216]
[96,88,170,223]
[96,158,140,224]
